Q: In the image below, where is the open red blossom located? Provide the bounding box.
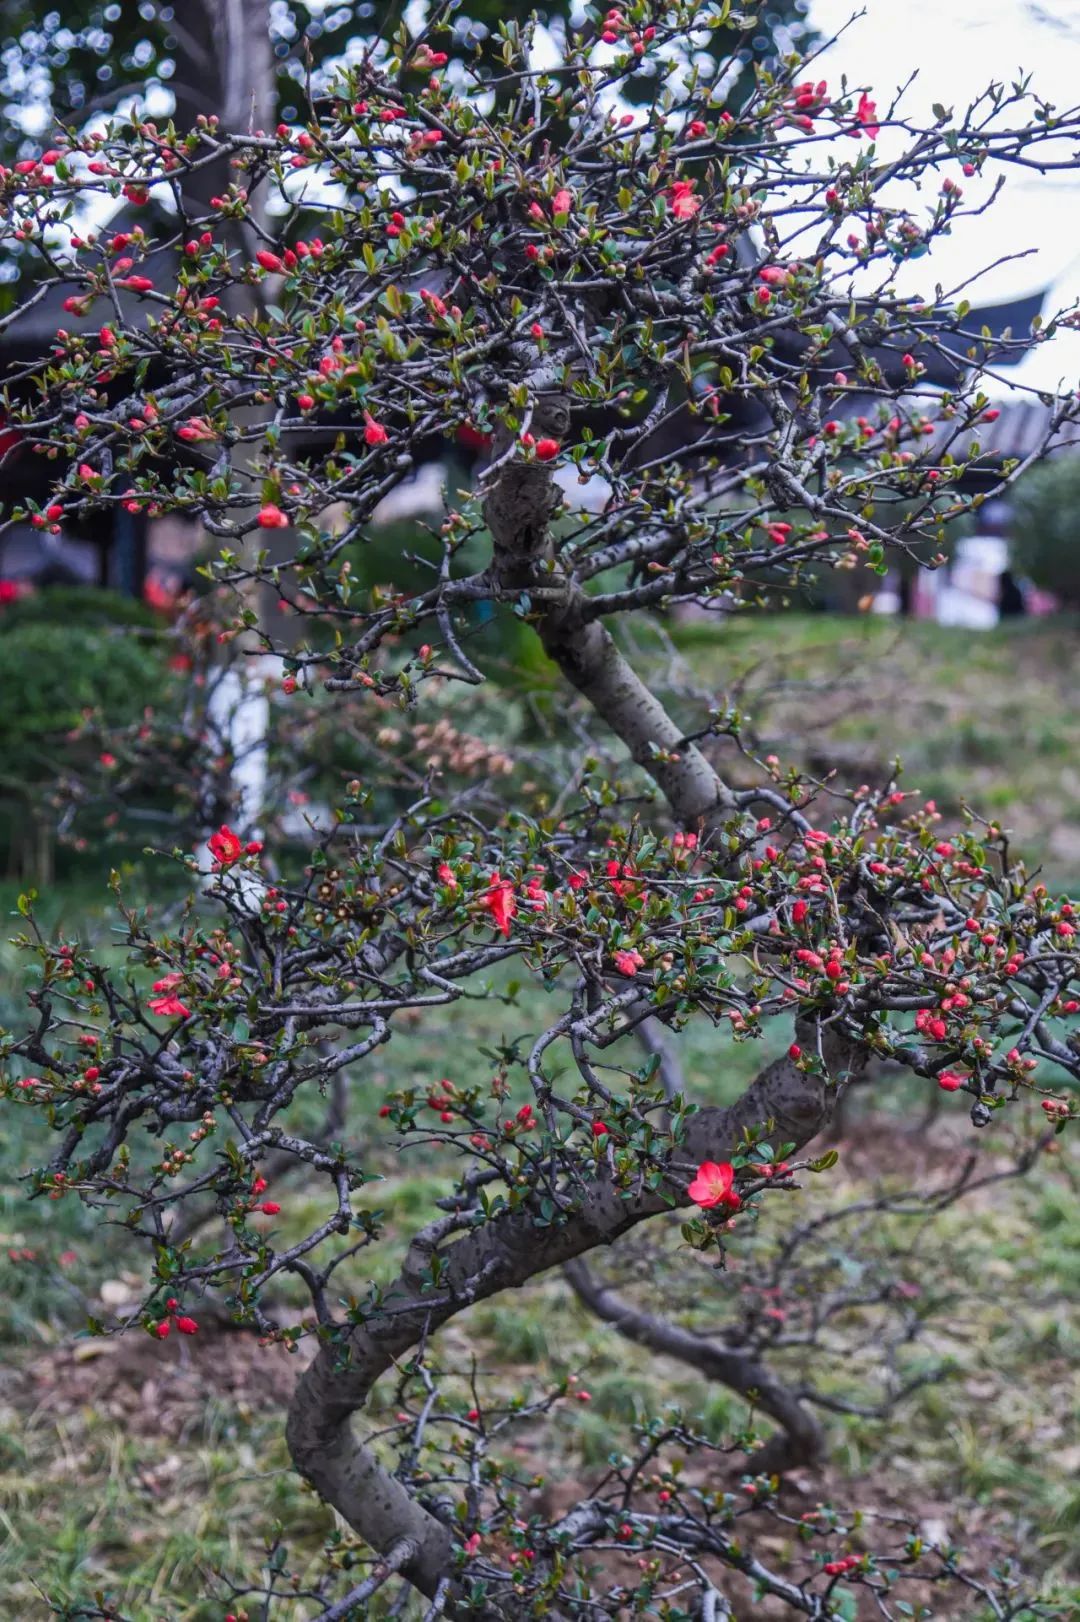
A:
[148,992,191,1019]
[207,824,243,866]
[937,1071,967,1092]
[479,874,517,937]
[668,178,700,219]
[687,1160,740,1211]
[612,947,645,976]
[258,503,288,528]
[856,92,880,139]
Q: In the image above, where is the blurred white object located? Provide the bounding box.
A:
[937,535,1007,628]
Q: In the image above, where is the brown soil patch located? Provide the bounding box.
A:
[4,1324,304,1438]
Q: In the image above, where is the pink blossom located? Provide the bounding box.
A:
[687,1161,740,1211]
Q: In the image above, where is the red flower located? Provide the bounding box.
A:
[592,1120,609,1137]
[437,862,457,888]
[208,824,243,867]
[937,1071,966,1092]
[154,1321,171,1339]
[687,1160,740,1211]
[258,503,288,528]
[175,1315,198,1334]
[258,1200,281,1215]
[668,179,700,219]
[856,92,880,139]
[535,437,560,461]
[479,874,517,937]
[605,858,639,899]
[256,249,283,273]
[613,947,645,976]
[364,411,389,446]
[148,992,191,1019]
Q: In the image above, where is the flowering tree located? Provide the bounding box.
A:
[4,2,1080,1614]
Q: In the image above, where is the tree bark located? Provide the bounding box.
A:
[562,1257,826,1475]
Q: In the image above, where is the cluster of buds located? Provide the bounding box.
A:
[599,9,657,54]
[152,1298,198,1339]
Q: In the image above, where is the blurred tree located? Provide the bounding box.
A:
[1008,455,1080,608]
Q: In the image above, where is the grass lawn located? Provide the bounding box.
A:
[664,613,1080,892]
[0,613,1078,1619]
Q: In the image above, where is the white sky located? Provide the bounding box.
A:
[809,0,1080,393]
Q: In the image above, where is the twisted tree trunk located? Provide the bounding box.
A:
[285,392,863,1601]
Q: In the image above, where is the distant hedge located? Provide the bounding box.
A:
[1009,457,1080,607]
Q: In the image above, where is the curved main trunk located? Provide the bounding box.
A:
[286,1034,859,1596]
[285,408,861,1601]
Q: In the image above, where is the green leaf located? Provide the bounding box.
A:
[810,1148,840,1172]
